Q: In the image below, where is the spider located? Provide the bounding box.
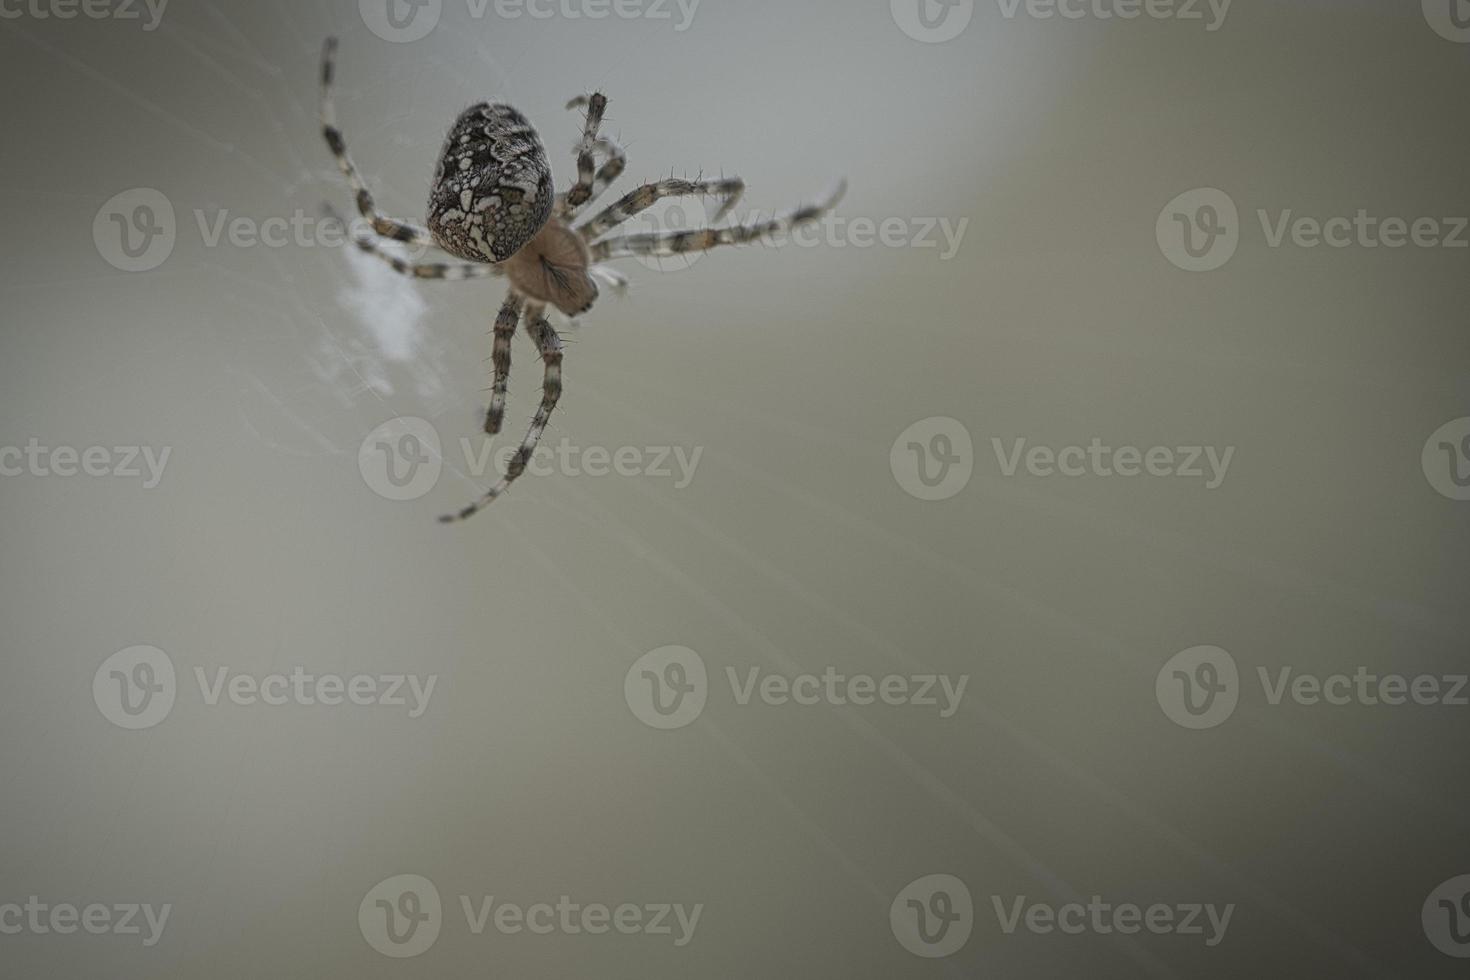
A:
[319,37,845,523]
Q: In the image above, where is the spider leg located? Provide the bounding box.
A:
[442,307,565,523]
[325,204,501,281]
[485,294,524,435]
[580,136,627,211]
[590,179,846,261]
[577,176,746,242]
[559,93,610,217]
[319,37,435,247]
[590,264,630,296]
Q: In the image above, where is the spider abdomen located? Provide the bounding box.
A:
[427,103,554,264]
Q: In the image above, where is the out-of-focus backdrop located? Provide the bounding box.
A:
[2,0,1468,976]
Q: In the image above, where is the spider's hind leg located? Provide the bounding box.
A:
[486,294,525,435]
[443,307,565,523]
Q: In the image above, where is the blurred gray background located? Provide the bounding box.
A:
[1,0,1468,976]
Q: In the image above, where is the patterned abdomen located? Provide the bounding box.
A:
[427,103,554,264]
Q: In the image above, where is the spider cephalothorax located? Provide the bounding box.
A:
[319,37,845,522]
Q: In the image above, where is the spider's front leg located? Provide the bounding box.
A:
[323,204,502,281]
[442,307,565,523]
[559,93,613,218]
[577,176,746,241]
[319,37,435,247]
[590,180,847,262]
